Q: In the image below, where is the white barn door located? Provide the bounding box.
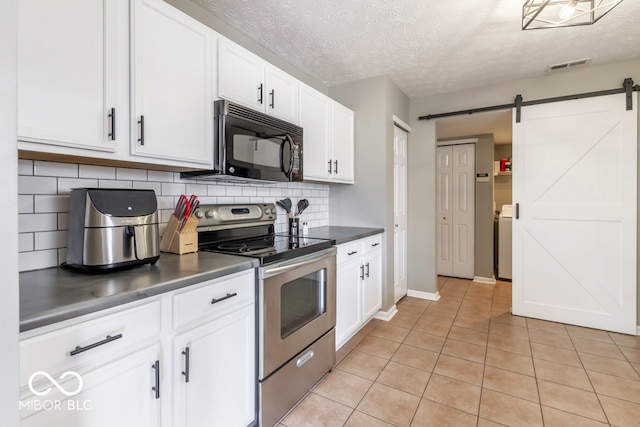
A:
[512,93,637,335]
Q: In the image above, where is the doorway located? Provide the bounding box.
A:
[436,142,475,279]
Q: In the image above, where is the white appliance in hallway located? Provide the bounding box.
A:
[498,204,512,280]
[436,142,475,279]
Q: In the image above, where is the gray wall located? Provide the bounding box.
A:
[409,59,640,323]
[1,0,20,423]
[166,0,327,94]
[328,76,410,312]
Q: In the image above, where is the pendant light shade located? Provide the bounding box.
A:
[522,0,624,30]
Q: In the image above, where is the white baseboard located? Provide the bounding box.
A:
[407,289,441,301]
[473,276,496,285]
[373,305,398,322]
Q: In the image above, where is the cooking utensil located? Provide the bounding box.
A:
[283,198,292,213]
[297,199,309,216]
[276,200,289,213]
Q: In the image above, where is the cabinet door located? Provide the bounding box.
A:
[336,260,363,349]
[218,38,265,111]
[363,251,382,321]
[331,103,355,183]
[18,0,126,152]
[265,66,299,124]
[20,344,161,427]
[299,85,331,182]
[131,0,213,167]
[173,304,255,427]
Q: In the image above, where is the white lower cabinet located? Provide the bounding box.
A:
[20,270,256,427]
[335,235,383,349]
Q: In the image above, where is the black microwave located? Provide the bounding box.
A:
[181,100,303,183]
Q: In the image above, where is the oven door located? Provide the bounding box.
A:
[223,115,302,182]
[258,247,336,379]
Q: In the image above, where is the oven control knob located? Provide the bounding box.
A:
[264,208,271,214]
[205,210,214,219]
[195,211,204,219]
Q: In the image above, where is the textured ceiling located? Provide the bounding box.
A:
[192,0,640,99]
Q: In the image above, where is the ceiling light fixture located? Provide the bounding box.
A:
[522,0,624,30]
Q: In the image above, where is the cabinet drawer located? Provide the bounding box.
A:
[336,241,363,266]
[363,234,383,254]
[20,300,161,388]
[173,270,254,329]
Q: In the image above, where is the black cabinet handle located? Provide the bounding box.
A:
[516,203,520,219]
[258,84,263,104]
[211,292,237,305]
[371,242,380,247]
[347,251,358,256]
[108,108,116,140]
[365,262,370,278]
[269,89,275,109]
[138,115,145,146]
[360,265,365,280]
[151,360,160,399]
[334,160,338,174]
[70,334,123,356]
[327,160,332,174]
[181,347,190,383]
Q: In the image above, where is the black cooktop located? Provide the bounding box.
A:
[199,234,332,265]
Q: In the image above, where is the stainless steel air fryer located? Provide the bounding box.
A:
[65,188,160,273]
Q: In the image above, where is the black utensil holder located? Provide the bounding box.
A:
[289,217,299,236]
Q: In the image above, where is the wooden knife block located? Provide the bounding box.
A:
[160,214,199,254]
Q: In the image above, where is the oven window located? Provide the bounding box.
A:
[280,268,326,339]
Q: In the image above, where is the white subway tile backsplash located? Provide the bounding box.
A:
[18,159,34,175]
[58,213,69,231]
[18,160,329,271]
[34,195,69,213]
[18,233,34,252]
[35,231,68,250]
[161,182,185,196]
[19,213,58,233]
[79,164,116,180]
[98,180,133,189]
[132,181,162,193]
[19,250,58,272]
[57,178,98,194]
[116,168,147,181]
[34,161,78,178]
[19,195,34,214]
[148,170,173,182]
[19,176,57,195]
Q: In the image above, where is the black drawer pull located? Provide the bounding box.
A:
[371,242,380,247]
[211,292,237,305]
[365,262,370,278]
[70,334,123,356]
[152,360,160,399]
[360,265,365,280]
[182,347,190,383]
[347,251,358,256]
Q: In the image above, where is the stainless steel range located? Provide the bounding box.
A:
[195,203,336,427]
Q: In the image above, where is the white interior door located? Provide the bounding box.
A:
[437,144,475,279]
[512,93,637,335]
[394,126,408,302]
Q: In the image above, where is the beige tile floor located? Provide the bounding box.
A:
[277,277,640,427]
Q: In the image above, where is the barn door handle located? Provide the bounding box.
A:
[515,203,520,219]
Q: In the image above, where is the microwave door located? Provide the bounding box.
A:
[228,127,292,181]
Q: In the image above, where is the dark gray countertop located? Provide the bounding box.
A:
[304,226,384,245]
[19,252,258,332]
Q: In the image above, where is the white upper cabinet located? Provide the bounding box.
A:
[300,85,355,184]
[17,0,128,153]
[218,38,299,124]
[130,0,214,168]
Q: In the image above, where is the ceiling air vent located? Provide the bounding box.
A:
[546,58,592,73]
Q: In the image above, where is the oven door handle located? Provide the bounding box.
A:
[260,247,336,279]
